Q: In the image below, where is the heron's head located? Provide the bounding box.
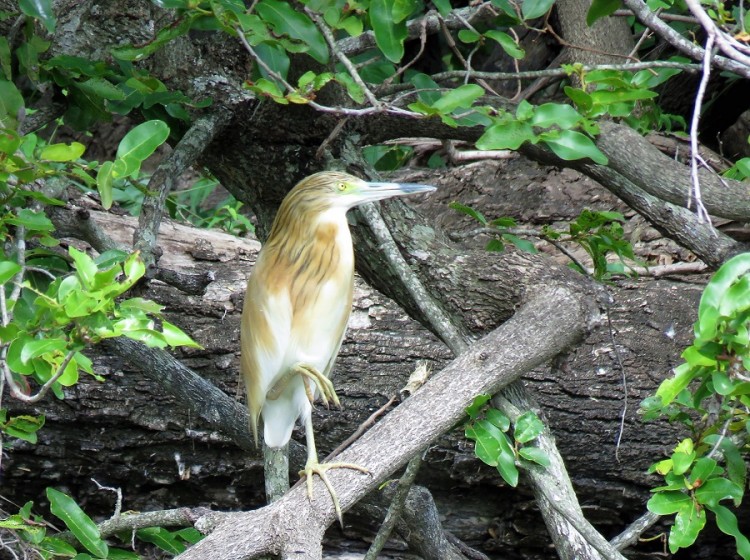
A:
[289,171,436,212]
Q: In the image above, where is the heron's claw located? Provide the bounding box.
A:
[295,364,340,408]
[299,459,369,526]
[267,363,340,407]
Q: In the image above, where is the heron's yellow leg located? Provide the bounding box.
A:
[299,417,369,526]
[267,363,340,407]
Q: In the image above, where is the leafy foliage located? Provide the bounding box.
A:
[464,395,549,487]
[451,203,638,280]
[0,35,203,557]
[641,254,750,558]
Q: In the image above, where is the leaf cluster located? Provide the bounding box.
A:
[641,253,750,557]
[0,489,203,559]
[464,394,550,487]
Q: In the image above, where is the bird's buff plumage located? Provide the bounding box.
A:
[240,170,435,521]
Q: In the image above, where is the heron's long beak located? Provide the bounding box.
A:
[359,181,436,202]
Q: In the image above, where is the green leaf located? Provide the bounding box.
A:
[564,86,593,112]
[647,491,691,515]
[0,261,21,285]
[689,457,718,487]
[485,408,510,431]
[590,88,658,105]
[543,130,608,164]
[123,252,146,286]
[69,246,98,289]
[518,446,550,467]
[586,0,621,25]
[20,338,68,363]
[161,320,202,348]
[370,0,408,63]
[495,429,519,486]
[115,120,170,177]
[710,504,750,560]
[671,450,695,476]
[468,419,505,466]
[522,0,555,19]
[40,142,86,162]
[0,128,21,154]
[465,394,491,418]
[19,0,56,33]
[485,238,505,252]
[96,161,114,210]
[46,488,108,558]
[255,42,291,81]
[502,233,538,253]
[3,414,45,443]
[137,527,185,554]
[697,254,750,341]
[38,536,78,557]
[656,362,695,405]
[531,103,583,129]
[449,201,487,225]
[458,29,481,44]
[0,79,25,129]
[669,501,706,552]
[174,527,203,544]
[431,84,484,113]
[485,30,525,59]
[476,120,536,150]
[694,478,743,508]
[514,411,544,443]
[256,0,329,64]
[7,209,54,232]
[719,274,750,316]
[75,77,126,101]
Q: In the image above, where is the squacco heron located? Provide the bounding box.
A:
[241,170,435,522]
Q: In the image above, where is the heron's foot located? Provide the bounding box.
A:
[299,459,369,526]
[289,363,340,408]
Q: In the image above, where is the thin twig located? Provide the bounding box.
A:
[363,451,424,560]
[683,0,750,67]
[621,0,750,79]
[324,395,397,460]
[91,479,123,519]
[2,350,76,404]
[134,110,233,271]
[305,8,381,108]
[687,33,715,225]
[608,308,628,463]
[358,201,468,354]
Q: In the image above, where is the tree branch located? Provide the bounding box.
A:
[621,0,750,79]
[177,285,596,559]
[134,109,233,271]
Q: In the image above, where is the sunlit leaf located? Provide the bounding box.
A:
[476,120,535,150]
[522,0,555,19]
[115,120,170,177]
[47,488,108,558]
[485,30,525,59]
[40,142,86,162]
[543,130,608,164]
[19,0,56,33]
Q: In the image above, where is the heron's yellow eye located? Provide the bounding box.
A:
[337,182,346,191]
